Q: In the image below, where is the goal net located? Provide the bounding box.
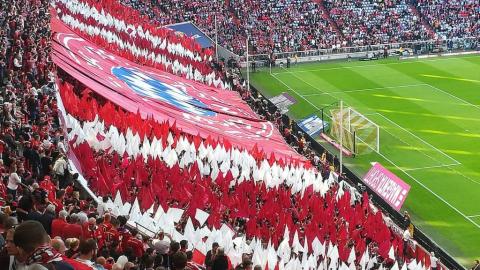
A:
[329,107,380,155]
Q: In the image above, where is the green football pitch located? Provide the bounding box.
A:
[249,55,480,265]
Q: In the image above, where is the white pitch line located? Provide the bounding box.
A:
[425,83,480,112]
[375,113,461,166]
[271,55,480,75]
[284,68,457,167]
[467,214,480,218]
[270,73,321,110]
[282,66,339,102]
[286,69,461,167]
[272,70,480,229]
[369,114,451,170]
[373,144,480,230]
[403,163,460,172]
[375,113,480,186]
[300,83,428,97]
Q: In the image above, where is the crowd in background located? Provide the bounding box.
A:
[324,0,430,46]
[121,0,478,55]
[415,0,479,39]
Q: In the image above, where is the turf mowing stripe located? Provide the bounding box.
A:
[284,68,461,166]
[420,74,480,83]
[425,84,480,112]
[375,113,461,165]
[372,115,450,169]
[270,55,480,75]
[300,83,428,97]
[277,68,480,229]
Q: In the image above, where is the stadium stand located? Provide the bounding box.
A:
[120,0,478,55]
[0,0,476,269]
[120,0,343,55]
[415,0,479,39]
[323,0,431,46]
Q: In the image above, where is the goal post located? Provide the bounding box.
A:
[329,106,380,155]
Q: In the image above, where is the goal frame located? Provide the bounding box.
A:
[325,106,380,155]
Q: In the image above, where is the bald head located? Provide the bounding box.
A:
[88,217,96,225]
[96,256,106,266]
[51,238,66,254]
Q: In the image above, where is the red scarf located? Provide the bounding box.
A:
[26,244,63,265]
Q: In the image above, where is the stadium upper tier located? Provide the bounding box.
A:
[121,0,479,55]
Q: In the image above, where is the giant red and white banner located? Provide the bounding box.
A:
[363,163,410,212]
[52,19,304,162]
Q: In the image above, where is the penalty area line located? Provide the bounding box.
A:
[403,163,460,172]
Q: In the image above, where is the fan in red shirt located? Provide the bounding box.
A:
[123,228,144,258]
[99,213,113,233]
[51,190,66,215]
[84,217,103,242]
[62,213,85,239]
[103,218,121,250]
[51,209,69,238]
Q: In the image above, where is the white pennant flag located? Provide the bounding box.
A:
[194,209,209,227]
[348,246,356,264]
[388,245,395,260]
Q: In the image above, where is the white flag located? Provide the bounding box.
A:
[194,209,209,226]
[388,245,395,260]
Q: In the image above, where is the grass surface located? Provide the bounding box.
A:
[249,55,480,266]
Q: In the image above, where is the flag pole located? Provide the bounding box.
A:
[246,34,250,92]
[339,100,343,174]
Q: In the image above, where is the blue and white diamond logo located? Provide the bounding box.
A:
[112,67,215,117]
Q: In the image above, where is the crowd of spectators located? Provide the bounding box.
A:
[324,0,430,46]
[415,0,479,39]
[120,0,478,55]
[0,0,346,270]
[120,0,341,55]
